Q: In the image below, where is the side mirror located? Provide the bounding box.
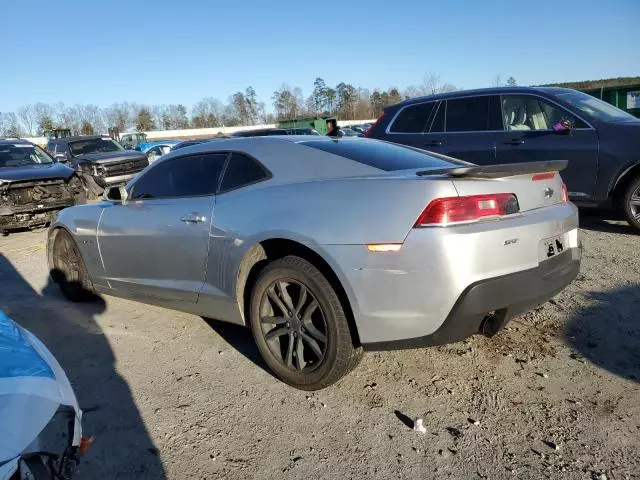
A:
[552,119,573,135]
[103,185,128,203]
[54,153,68,163]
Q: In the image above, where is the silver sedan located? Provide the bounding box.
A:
[47,136,581,390]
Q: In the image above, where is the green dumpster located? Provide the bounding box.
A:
[544,77,640,118]
[278,116,337,135]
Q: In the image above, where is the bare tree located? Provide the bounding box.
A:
[423,73,442,95]
[439,83,457,93]
[105,103,132,132]
[191,97,224,128]
[402,85,424,99]
[17,105,37,135]
[0,112,23,137]
[493,75,503,87]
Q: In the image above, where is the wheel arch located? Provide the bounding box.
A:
[46,225,73,274]
[236,238,361,347]
[610,161,640,200]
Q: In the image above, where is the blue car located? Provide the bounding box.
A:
[366,86,640,231]
[135,140,181,162]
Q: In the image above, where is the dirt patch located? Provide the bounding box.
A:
[1,220,638,479]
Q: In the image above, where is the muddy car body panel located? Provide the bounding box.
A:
[0,141,79,232]
[45,136,149,190]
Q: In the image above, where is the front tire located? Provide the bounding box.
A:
[51,229,96,302]
[622,175,640,231]
[249,256,361,390]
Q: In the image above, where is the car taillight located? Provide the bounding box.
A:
[561,183,568,202]
[364,112,384,137]
[414,193,519,227]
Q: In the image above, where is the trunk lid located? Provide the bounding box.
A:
[417,161,568,212]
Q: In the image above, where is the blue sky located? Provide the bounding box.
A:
[1,0,638,113]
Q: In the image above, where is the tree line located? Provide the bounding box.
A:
[0,73,516,138]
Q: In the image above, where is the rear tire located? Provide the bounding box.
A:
[622,175,640,232]
[249,255,361,390]
[51,229,96,302]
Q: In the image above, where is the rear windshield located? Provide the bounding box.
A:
[300,139,461,171]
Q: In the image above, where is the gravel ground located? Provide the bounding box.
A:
[1,212,638,480]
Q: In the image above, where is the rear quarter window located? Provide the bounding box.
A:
[389,102,436,133]
[301,139,462,171]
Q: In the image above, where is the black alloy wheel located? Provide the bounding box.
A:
[51,229,94,301]
[249,256,362,390]
[622,176,640,231]
[259,279,328,372]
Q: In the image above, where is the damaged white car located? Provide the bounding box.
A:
[0,312,90,479]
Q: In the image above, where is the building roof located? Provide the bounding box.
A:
[539,77,640,91]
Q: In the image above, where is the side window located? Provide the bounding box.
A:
[389,102,436,133]
[445,97,489,132]
[146,146,163,162]
[539,100,588,129]
[130,153,226,199]
[429,102,445,133]
[219,153,268,192]
[501,95,587,131]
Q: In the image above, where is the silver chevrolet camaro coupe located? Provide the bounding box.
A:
[47,136,581,390]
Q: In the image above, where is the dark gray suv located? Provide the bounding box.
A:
[366,86,640,231]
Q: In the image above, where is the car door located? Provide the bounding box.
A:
[97,152,227,302]
[197,152,272,322]
[380,100,438,149]
[494,94,599,199]
[420,96,496,165]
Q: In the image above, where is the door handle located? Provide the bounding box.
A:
[424,141,442,147]
[502,138,525,145]
[180,213,206,224]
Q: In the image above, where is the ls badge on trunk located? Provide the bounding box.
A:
[544,187,554,199]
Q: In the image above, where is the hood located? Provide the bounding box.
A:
[0,312,81,463]
[74,150,147,164]
[0,162,75,184]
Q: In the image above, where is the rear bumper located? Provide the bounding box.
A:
[363,246,581,350]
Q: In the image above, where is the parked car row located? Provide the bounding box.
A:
[366,86,640,230]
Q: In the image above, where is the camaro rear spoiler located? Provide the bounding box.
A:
[416,160,568,179]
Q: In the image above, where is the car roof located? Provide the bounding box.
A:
[0,138,33,145]
[231,128,288,136]
[48,135,110,144]
[392,86,576,108]
[151,136,387,186]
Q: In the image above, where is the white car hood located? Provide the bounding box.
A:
[0,312,82,465]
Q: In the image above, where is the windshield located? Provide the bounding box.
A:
[0,144,54,168]
[555,91,638,122]
[69,138,123,156]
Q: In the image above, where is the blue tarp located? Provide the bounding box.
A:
[0,311,54,379]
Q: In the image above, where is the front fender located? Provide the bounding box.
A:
[48,204,107,285]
